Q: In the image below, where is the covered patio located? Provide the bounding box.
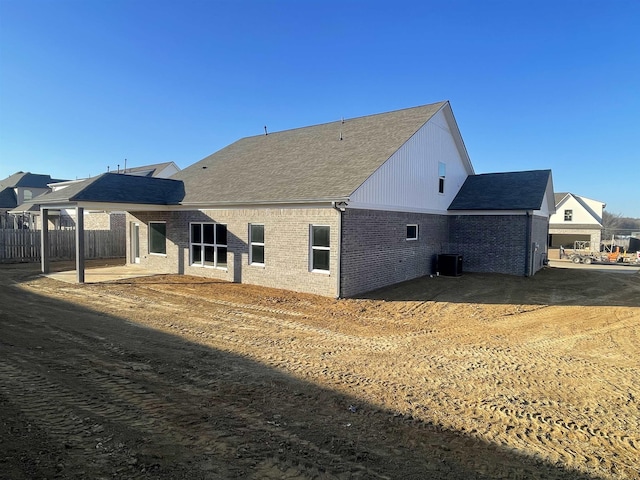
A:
[44,261,159,284]
[24,173,185,284]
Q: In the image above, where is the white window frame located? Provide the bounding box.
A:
[310,225,330,274]
[438,162,446,194]
[406,224,418,241]
[148,221,167,256]
[249,223,265,266]
[189,222,228,269]
[564,209,573,222]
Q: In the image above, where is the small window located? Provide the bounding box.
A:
[149,222,166,255]
[310,225,330,272]
[249,224,265,265]
[190,222,227,268]
[406,224,418,241]
[23,189,33,201]
[564,209,573,222]
[438,162,446,194]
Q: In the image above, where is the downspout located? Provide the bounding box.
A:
[332,201,346,298]
[524,210,533,276]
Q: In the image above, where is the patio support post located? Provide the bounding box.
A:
[76,206,85,283]
[41,208,50,274]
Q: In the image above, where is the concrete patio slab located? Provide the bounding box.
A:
[45,264,159,284]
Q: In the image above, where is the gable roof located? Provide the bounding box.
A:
[172,101,449,205]
[0,172,68,209]
[28,173,185,206]
[119,161,179,178]
[554,192,569,205]
[0,172,66,190]
[449,170,552,211]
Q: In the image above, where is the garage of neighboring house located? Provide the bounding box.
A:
[548,193,605,254]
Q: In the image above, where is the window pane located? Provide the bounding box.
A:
[192,245,202,264]
[191,223,201,243]
[217,247,227,267]
[251,245,264,264]
[439,178,445,194]
[312,226,330,247]
[313,249,330,271]
[250,224,264,244]
[204,245,215,267]
[149,223,166,254]
[216,224,227,246]
[407,225,417,239]
[439,162,446,178]
[203,224,214,244]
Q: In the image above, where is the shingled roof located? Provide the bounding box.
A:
[29,173,185,206]
[449,170,552,211]
[0,172,67,208]
[172,101,448,205]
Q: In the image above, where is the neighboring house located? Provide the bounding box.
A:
[32,101,555,296]
[0,172,67,229]
[14,162,181,231]
[115,161,180,178]
[548,193,605,249]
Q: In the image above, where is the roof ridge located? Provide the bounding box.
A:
[242,101,449,140]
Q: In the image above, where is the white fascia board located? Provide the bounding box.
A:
[347,201,447,215]
[40,202,178,212]
[441,102,475,175]
[450,209,548,217]
[176,199,343,210]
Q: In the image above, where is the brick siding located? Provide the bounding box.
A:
[448,214,549,276]
[340,209,448,297]
[126,208,341,297]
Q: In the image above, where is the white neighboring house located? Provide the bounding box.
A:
[548,193,605,249]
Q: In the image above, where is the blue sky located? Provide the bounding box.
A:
[1,0,638,216]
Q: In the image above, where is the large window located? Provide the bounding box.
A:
[438,162,446,194]
[564,209,573,221]
[310,225,330,272]
[149,222,166,255]
[249,224,265,265]
[190,222,227,268]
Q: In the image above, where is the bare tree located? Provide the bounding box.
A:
[603,211,640,238]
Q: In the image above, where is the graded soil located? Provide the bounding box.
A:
[1,261,638,479]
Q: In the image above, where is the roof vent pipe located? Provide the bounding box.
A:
[264,126,268,135]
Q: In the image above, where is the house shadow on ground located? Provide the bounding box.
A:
[358,266,640,308]
[0,267,605,479]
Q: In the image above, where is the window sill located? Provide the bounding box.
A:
[189,264,228,271]
[149,252,167,257]
[311,269,330,275]
[250,263,265,268]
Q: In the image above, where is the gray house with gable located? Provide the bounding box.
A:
[31,101,555,297]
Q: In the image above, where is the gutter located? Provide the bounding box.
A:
[180,197,350,208]
[524,210,533,276]
[332,201,348,298]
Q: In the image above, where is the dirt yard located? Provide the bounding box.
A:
[1,261,638,480]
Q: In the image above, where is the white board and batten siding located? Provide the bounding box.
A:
[550,194,604,226]
[349,108,473,214]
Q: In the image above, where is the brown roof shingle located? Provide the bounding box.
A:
[172,102,447,204]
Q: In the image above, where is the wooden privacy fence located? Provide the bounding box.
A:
[0,229,126,263]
